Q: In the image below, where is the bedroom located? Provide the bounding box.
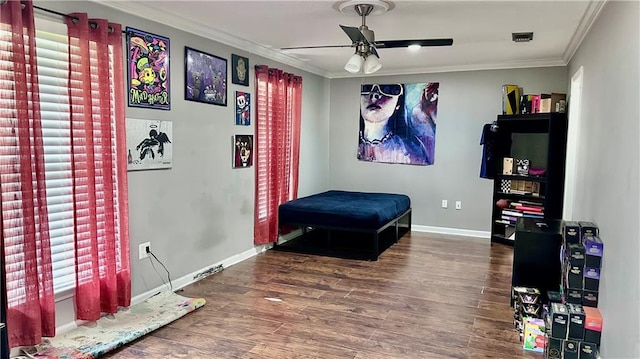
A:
[0,0,638,358]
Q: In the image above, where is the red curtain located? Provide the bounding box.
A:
[253,66,302,245]
[66,14,131,321]
[0,0,56,347]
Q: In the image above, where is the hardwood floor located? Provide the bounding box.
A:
[104,232,544,358]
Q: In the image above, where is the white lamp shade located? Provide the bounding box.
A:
[344,53,363,73]
[363,54,382,74]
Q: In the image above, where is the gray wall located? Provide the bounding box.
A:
[568,1,640,357]
[39,1,331,302]
[328,68,568,231]
[35,4,640,357]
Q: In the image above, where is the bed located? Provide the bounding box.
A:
[276,190,412,260]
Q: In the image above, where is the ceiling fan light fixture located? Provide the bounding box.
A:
[345,53,364,73]
[363,53,382,74]
[407,44,421,51]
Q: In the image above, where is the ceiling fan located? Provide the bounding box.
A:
[281,0,453,74]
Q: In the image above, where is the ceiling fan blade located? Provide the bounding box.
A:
[376,38,454,48]
[340,25,367,44]
[280,44,353,50]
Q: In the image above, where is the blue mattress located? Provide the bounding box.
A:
[279,190,411,230]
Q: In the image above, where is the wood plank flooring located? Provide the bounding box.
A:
[104,232,544,358]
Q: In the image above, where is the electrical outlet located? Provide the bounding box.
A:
[441,200,448,209]
[139,242,151,260]
[455,201,462,210]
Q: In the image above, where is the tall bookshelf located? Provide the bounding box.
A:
[491,113,568,246]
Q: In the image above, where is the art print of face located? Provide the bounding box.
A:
[235,135,253,167]
[236,58,246,82]
[360,84,402,123]
[236,93,247,109]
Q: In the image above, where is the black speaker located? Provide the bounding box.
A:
[512,218,562,303]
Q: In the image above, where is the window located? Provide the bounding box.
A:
[1,17,76,296]
[253,66,302,245]
[2,6,129,345]
[35,19,76,294]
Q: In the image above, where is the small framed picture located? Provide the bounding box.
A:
[185,46,227,106]
[233,135,253,168]
[235,91,250,126]
[126,118,173,171]
[231,54,249,86]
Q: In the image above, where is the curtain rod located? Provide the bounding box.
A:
[33,4,77,21]
[31,4,127,35]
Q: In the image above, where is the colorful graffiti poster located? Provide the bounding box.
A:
[235,91,250,125]
[126,27,170,110]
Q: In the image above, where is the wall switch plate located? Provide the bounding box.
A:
[441,200,448,209]
[139,242,151,260]
[455,201,462,210]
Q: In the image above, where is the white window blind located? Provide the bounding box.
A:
[0,17,76,296]
[255,77,269,221]
[35,24,76,294]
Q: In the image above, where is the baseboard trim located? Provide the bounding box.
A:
[411,225,490,239]
[131,243,272,306]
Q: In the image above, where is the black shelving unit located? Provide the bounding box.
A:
[490,113,568,246]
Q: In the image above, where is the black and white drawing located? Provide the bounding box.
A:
[126,118,173,171]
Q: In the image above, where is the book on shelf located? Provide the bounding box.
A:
[502,210,524,217]
[509,190,533,195]
[511,200,543,206]
[516,205,543,212]
[517,211,544,216]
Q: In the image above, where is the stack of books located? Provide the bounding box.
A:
[497,201,544,226]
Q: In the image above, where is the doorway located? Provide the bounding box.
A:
[563,66,584,220]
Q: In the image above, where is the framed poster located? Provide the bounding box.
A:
[185,47,227,106]
[126,27,170,110]
[233,135,253,168]
[357,82,439,166]
[126,118,173,171]
[231,54,249,86]
[235,91,250,126]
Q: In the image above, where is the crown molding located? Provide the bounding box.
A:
[562,0,608,63]
[94,0,600,80]
[93,0,331,78]
[327,58,568,79]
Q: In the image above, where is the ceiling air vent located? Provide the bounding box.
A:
[512,32,534,43]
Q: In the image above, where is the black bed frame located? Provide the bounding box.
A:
[276,208,412,260]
